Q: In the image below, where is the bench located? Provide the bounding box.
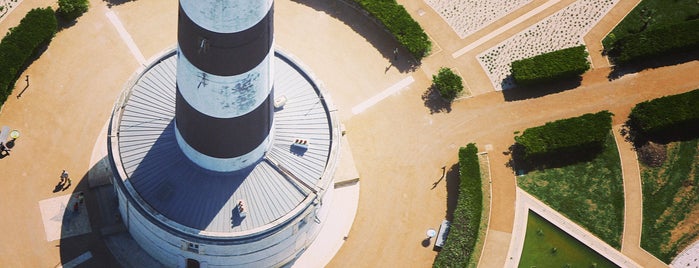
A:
[434,219,450,248]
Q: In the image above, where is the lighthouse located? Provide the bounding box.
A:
[107,0,340,266]
[175,1,274,172]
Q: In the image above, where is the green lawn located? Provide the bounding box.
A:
[519,211,618,268]
[603,0,699,50]
[518,133,624,249]
[641,138,699,263]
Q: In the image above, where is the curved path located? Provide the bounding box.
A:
[0,0,698,267]
[614,125,669,267]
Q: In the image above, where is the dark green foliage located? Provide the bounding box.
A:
[629,89,699,139]
[0,7,57,105]
[434,144,483,267]
[515,111,613,160]
[611,19,699,64]
[511,45,590,86]
[352,0,431,60]
[432,67,463,101]
[602,0,699,51]
[518,134,625,250]
[58,0,90,21]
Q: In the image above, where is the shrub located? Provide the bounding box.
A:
[628,88,699,139]
[515,111,613,160]
[511,45,590,86]
[434,143,483,268]
[352,0,431,60]
[611,19,699,64]
[0,7,57,105]
[58,0,89,21]
[432,67,463,101]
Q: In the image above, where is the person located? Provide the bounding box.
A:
[61,170,71,188]
[77,192,85,204]
[0,142,9,155]
[393,48,399,61]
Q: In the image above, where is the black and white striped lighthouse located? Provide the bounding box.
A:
[175,0,274,172]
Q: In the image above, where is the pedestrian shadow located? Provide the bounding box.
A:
[290,0,420,73]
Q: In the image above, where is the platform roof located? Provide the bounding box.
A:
[113,51,334,234]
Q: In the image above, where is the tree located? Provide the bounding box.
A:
[432,67,463,101]
[58,0,89,21]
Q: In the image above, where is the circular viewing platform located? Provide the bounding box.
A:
[108,48,340,239]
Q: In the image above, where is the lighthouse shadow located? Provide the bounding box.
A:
[126,121,250,231]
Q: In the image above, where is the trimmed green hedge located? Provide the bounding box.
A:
[0,7,57,105]
[629,88,699,138]
[434,143,483,268]
[58,0,90,21]
[515,111,613,160]
[611,19,699,64]
[511,45,590,86]
[432,67,463,101]
[353,0,431,60]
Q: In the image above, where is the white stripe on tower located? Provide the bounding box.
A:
[175,0,275,172]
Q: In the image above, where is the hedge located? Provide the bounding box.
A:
[611,19,699,64]
[0,7,57,105]
[629,88,699,138]
[515,111,613,160]
[58,0,90,21]
[432,67,463,101]
[511,45,590,86]
[352,0,431,60]
[434,143,483,268]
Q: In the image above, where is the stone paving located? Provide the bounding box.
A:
[424,0,533,39]
[478,0,619,90]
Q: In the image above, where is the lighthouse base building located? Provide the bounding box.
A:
[107,49,340,267]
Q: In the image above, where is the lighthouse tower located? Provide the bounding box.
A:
[106,0,340,267]
[175,0,274,172]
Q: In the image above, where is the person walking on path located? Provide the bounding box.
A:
[60,170,71,190]
[77,192,84,204]
[393,48,399,61]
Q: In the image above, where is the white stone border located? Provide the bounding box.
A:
[506,188,641,267]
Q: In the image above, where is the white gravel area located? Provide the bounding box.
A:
[477,0,618,91]
[672,239,699,268]
[424,0,533,39]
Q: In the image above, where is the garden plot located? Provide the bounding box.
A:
[477,0,617,91]
[424,0,533,39]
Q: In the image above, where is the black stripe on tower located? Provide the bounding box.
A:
[177,4,274,77]
[175,86,274,158]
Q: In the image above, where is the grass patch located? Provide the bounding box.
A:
[519,210,619,267]
[603,0,699,50]
[640,138,699,263]
[517,133,624,249]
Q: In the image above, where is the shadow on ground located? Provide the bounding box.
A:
[501,77,582,102]
[504,143,603,174]
[57,163,120,267]
[104,0,135,8]
[290,0,419,73]
[422,87,452,114]
[444,163,459,222]
[608,50,699,80]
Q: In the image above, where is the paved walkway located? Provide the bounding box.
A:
[614,125,670,267]
[1,0,699,267]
